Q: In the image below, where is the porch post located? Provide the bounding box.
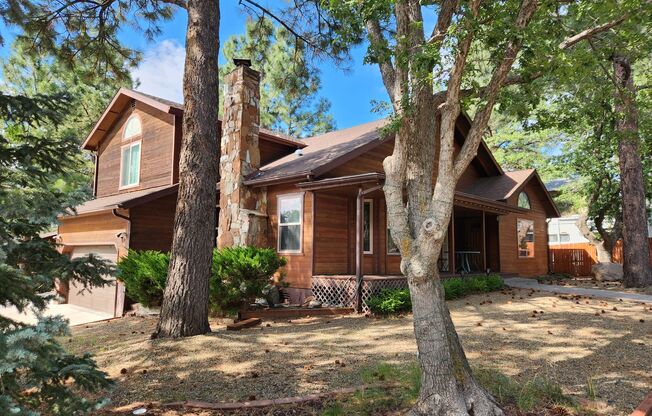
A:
[355,187,364,312]
[450,209,456,274]
[482,210,487,272]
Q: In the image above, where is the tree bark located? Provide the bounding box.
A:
[576,212,613,263]
[156,0,220,338]
[612,54,652,288]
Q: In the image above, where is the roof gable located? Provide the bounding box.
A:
[83,88,305,151]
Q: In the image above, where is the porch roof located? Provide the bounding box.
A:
[60,184,178,217]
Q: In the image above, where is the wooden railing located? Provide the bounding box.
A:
[549,238,652,277]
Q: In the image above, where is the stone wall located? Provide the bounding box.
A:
[218,61,268,248]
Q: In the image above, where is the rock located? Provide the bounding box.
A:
[301,295,316,307]
[307,300,322,309]
[591,262,623,282]
[130,303,160,317]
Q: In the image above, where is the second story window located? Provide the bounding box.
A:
[123,115,142,140]
[518,192,531,209]
[120,141,141,188]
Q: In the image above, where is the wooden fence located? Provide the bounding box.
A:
[549,238,652,277]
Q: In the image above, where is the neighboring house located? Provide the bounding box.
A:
[547,216,590,245]
[57,60,560,316]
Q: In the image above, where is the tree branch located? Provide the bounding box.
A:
[160,0,187,9]
[427,0,458,45]
[365,19,396,102]
[453,0,539,180]
[559,16,625,49]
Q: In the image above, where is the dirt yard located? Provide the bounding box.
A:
[67,287,652,415]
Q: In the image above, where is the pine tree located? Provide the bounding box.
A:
[220,17,335,138]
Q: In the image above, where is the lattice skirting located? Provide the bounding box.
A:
[311,276,408,313]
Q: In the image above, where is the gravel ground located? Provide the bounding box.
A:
[68,287,652,415]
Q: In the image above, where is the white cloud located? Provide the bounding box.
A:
[131,39,185,103]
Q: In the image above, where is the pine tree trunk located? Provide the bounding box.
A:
[156,0,220,338]
[612,54,652,288]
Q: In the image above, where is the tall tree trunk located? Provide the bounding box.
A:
[156,0,220,338]
[612,54,652,288]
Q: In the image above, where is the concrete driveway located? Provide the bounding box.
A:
[0,301,114,326]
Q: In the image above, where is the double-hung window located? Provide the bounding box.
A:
[120,141,141,188]
[278,194,303,253]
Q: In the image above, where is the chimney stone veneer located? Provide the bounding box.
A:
[217,61,268,248]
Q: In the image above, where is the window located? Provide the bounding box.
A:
[120,141,141,188]
[559,232,570,243]
[363,199,373,254]
[278,194,303,253]
[517,218,535,258]
[387,225,400,255]
[123,115,142,140]
[518,192,531,209]
[548,234,558,243]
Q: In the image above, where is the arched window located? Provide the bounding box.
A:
[517,192,531,209]
[123,115,142,140]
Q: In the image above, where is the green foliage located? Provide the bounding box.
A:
[118,247,287,314]
[0,316,112,415]
[322,363,578,415]
[0,39,129,413]
[117,250,169,308]
[220,17,336,138]
[443,274,504,301]
[366,288,411,315]
[367,275,504,315]
[210,246,287,314]
[474,368,576,412]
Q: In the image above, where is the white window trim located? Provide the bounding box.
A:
[123,114,143,141]
[517,218,535,258]
[364,199,373,254]
[119,141,142,190]
[277,193,304,254]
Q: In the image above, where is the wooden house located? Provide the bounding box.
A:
[57,60,559,316]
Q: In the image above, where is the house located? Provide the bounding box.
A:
[57,60,560,316]
[547,216,590,245]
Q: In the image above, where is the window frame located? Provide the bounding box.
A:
[363,199,373,255]
[277,193,304,254]
[517,191,531,210]
[517,218,535,258]
[118,140,142,190]
[123,114,143,141]
[559,232,571,243]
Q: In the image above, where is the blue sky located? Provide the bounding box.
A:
[1,3,390,130]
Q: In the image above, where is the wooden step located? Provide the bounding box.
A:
[226,318,261,331]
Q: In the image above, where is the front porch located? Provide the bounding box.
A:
[301,172,516,312]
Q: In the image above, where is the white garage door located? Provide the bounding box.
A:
[68,245,121,316]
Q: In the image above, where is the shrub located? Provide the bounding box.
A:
[443,274,504,300]
[210,246,287,314]
[117,250,169,307]
[367,288,412,315]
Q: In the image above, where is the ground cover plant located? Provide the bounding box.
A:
[367,275,504,315]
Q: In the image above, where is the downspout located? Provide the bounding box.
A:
[112,207,131,317]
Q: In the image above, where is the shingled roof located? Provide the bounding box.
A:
[246,119,390,185]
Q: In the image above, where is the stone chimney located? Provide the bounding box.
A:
[217,59,268,248]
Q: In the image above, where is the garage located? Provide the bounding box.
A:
[68,245,124,317]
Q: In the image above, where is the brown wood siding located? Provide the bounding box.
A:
[96,102,175,197]
[129,193,177,252]
[313,193,349,274]
[58,212,128,252]
[498,181,550,276]
[267,185,313,289]
[260,140,298,166]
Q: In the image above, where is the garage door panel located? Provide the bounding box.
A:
[68,245,119,316]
